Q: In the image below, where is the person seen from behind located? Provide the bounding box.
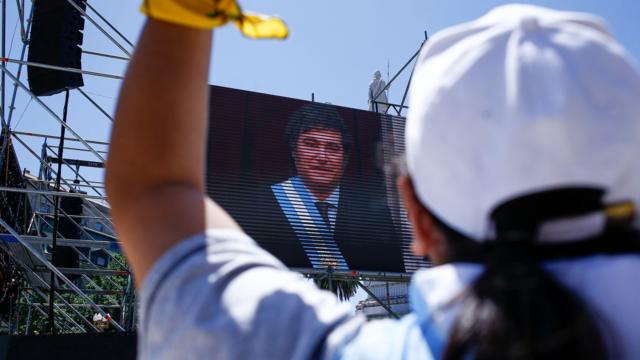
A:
[106,1,640,359]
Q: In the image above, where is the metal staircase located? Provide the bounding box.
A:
[0,139,134,333]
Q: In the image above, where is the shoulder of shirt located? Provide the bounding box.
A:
[334,315,436,360]
[141,229,268,304]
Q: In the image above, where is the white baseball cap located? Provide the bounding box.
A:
[406,4,640,242]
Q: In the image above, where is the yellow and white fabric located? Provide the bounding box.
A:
[140,0,288,39]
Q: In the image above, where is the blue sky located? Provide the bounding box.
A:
[213,0,640,108]
[2,0,639,182]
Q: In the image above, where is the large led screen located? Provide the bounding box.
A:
[206,85,429,273]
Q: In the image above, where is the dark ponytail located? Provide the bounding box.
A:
[442,244,606,360]
[434,188,614,360]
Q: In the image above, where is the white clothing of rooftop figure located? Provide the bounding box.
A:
[368,70,389,113]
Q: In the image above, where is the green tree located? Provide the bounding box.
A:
[12,253,133,335]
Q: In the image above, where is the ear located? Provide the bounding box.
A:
[397,175,440,257]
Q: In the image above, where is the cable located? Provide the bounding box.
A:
[12,96,31,131]
[7,17,18,58]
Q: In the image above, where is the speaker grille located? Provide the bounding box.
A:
[27,0,86,96]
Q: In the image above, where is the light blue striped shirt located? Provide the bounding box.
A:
[139,230,640,360]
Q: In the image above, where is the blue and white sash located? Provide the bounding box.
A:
[271,178,349,270]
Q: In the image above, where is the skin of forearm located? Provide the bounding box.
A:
[105,20,218,282]
[107,20,212,202]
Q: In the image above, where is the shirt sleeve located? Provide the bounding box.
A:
[138,229,365,360]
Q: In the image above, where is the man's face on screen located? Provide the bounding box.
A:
[294,128,345,197]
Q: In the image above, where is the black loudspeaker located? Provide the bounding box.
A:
[59,194,83,239]
[52,194,84,271]
[27,0,86,96]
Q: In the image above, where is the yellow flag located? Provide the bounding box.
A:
[235,12,289,39]
[141,0,288,39]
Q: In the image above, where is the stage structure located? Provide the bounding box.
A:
[0,0,427,333]
[0,0,133,334]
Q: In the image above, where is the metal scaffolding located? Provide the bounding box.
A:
[370,31,428,117]
[0,0,133,334]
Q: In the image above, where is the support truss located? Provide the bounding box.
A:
[0,0,133,334]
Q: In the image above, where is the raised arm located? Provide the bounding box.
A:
[105,20,238,285]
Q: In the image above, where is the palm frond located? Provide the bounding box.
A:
[313,277,358,301]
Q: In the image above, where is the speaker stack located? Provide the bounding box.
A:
[27,0,86,97]
[52,194,84,273]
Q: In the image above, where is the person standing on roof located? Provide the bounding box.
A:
[368,70,389,113]
[106,1,640,359]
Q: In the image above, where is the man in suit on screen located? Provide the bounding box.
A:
[260,103,404,272]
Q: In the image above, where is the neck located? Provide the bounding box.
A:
[303,183,337,202]
[308,188,332,202]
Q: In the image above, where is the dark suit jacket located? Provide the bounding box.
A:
[223,180,405,272]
